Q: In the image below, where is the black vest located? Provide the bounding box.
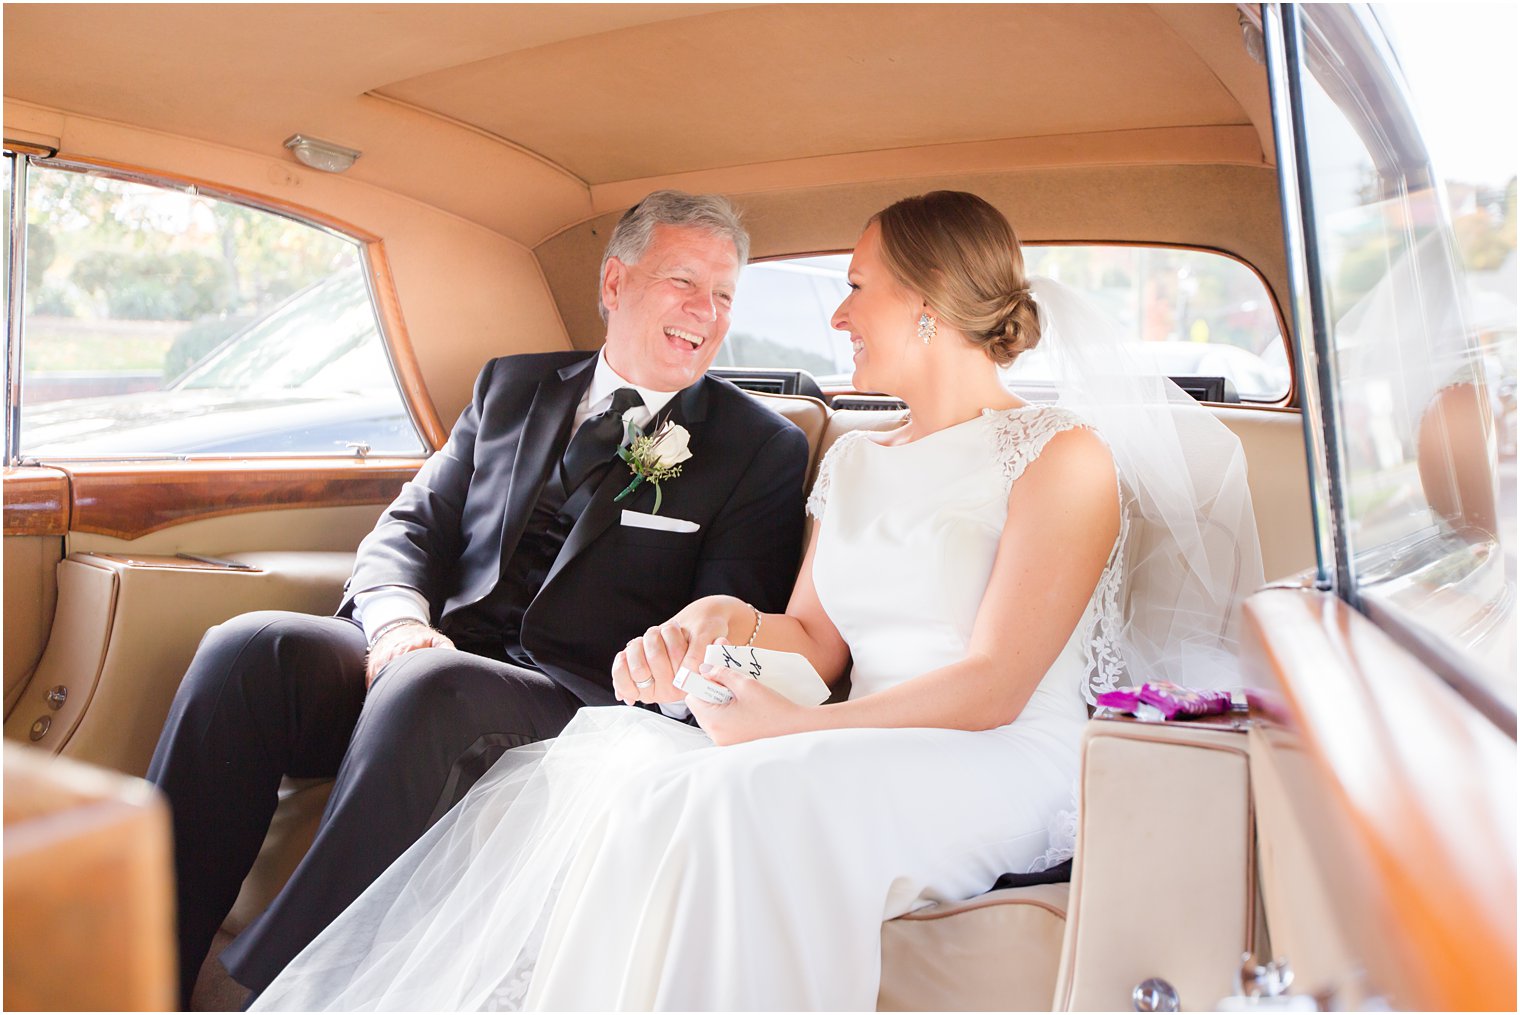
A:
[443,463,606,666]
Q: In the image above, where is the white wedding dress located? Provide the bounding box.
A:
[254,404,1121,1012]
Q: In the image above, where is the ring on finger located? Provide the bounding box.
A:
[634,678,654,689]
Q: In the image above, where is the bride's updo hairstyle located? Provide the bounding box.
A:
[872,191,1040,366]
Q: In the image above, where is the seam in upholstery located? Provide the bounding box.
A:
[894,897,1068,922]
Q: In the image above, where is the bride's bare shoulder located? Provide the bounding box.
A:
[1002,422,1120,535]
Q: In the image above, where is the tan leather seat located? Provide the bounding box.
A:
[4,744,176,1011]
[749,391,830,467]
[879,882,1069,1010]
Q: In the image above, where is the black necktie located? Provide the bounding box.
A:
[560,387,644,492]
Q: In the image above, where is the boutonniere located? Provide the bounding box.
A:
[614,417,693,514]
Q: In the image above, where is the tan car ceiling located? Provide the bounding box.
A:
[376,4,1266,184]
[5,3,1272,245]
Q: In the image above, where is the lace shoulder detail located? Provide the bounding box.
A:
[985,405,1131,706]
[983,405,1092,494]
[806,430,873,519]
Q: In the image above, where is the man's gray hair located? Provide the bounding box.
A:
[598,190,749,322]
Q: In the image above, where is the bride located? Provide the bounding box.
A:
[253,191,1260,1011]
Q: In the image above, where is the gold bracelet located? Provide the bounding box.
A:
[745,602,763,646]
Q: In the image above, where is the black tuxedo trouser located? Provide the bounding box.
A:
[146,611,583,1007]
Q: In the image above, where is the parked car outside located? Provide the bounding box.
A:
[21,272,421,456]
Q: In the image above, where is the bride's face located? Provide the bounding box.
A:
[832,222,924,394]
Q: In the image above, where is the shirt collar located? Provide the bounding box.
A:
[585,349,680,418]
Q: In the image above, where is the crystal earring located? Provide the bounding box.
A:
[917,313,937,345]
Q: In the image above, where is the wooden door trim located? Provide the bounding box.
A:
[1242,588,1516,1011]
[53,458,421,539]
[3,467,70,536]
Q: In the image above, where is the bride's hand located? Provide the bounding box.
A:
[688,666,813,746]
[667,596,755,676]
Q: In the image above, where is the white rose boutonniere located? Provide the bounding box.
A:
[614,418,693,514]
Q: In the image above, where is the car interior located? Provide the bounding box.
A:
[2,4,1512,1012]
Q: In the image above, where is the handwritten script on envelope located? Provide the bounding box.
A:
[673,645,832,706]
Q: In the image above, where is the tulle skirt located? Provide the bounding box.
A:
[253,704,1080,1011]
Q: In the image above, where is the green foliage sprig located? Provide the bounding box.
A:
[613,418,693,515]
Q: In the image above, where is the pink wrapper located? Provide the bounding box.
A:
[1095,687,1145,711]
[1137,681,1232,720]
[1096,681,1233,721]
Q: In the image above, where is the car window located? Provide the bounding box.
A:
[728,246,1289,399]
[717,255,849,381]
[1291,5,1514,706]
[10,159,424,457]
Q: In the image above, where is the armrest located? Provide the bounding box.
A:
[1054,717,1257,1011]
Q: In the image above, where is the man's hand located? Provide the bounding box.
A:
[612,621,693,705]
[669,601,741,681]
[366,621,454,688]
[611,596,754,705]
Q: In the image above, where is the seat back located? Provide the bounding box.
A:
[749,393,1313,583]
[1212,407,1313,582]
[748,392,830,468]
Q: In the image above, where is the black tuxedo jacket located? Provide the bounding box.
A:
[341,351,810,704]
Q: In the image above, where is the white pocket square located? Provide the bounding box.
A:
[620,510,700,534]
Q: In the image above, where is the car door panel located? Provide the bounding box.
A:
[1,461,417,777]
[68,503,392,557]
[3,535,63,715]
[5,550,358,777]
[3,468,69,715]
[1242,588,1516,1011]
[64,460,419,541]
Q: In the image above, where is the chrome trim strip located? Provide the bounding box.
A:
[1260,3,1355,600]
[6,153,29,466]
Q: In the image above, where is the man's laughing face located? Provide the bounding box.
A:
[600,224,740,391]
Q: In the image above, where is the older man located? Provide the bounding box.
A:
[147,191,809,1003]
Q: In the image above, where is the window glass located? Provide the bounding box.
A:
[16,162,423,457]
[1295,5,1513,703]
[719,255,851,380]
[729,247,1289,399]
[1011,247,1287,399]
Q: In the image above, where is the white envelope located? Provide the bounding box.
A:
[620,510,700,534]
[675,644,832,707]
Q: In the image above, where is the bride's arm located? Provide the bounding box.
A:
[664,525,852,687]
[694,428,1119,742]
[614,525,850,704]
